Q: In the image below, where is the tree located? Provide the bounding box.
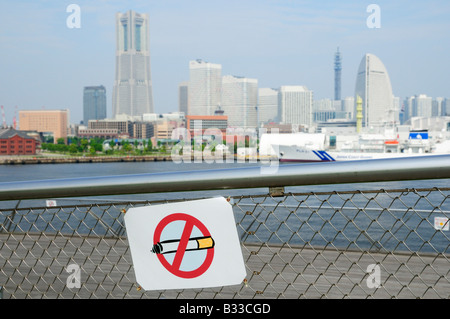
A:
[109,140,115,150]
[146,139,153,152]
[69,144,78,154]
[123,143,133,153]
[80,139,89,152]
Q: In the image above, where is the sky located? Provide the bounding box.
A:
[1,0,449,124]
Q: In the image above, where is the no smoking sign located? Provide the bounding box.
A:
[124,197,246,291]
[152,213,215,279]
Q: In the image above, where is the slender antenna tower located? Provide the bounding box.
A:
[334,47,342,101]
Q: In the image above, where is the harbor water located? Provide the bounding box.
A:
[0,161,449,254]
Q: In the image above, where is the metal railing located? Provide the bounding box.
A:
[0,155,450,298]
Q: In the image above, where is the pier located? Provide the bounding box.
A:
[0,155,173,165]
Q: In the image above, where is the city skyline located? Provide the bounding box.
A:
[1,1,449,124]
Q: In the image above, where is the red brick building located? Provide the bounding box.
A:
[0,128,40,155]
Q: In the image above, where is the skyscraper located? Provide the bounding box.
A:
[334,47,342,101]
[178,81,189,115]
[83,85,106,125]
[221,75,258,128]
[414,94,433,118]
[188,60,222,116]
[258,88,279,125]
[354,53,394,128]
[279,86,313,128]
[112,10,154,118]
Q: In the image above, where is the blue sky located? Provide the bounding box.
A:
[1,0,449,124]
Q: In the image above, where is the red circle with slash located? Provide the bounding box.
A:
[153,213,214,278]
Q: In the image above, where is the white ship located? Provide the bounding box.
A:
[260,131,450,163]
[277,144,438,162]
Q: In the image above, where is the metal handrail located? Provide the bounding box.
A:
[0,155,449,201]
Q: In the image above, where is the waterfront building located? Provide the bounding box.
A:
[221,75,258,128]
[130,122,154,139]
[142,112,185,124]
[112,10,154,118]
[279,86,313,129]
[188,60,222,116]
[354,53,395,128]
[186,115,228,136]
[19,109,69,143]
[83,86,107,125]
[0,128,40,155]
[88,119,131,136]
[258,88,279,125]
[85,118,154,140]
[77,128,120,140]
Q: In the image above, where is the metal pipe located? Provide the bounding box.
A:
[0,155,449,201]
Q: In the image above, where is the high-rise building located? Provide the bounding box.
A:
[83,86,106,125]
[112,10,154,118]
[433,97,444,117]
[354,53,394,127]
[257,88,279,125]
[221,75,258,128]
[188,60,222,116]
[444,98,450,116]
[279,86,313,128]
[178,81,189,115]
[403,96,415,122]
[19,110,69,143]
[413,94,433,118]
[342,96,355,119]
[334,47,342,101]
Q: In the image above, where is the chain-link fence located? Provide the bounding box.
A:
[0,186,449,299]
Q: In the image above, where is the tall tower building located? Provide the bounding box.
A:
[279,86,313,128]
[112,10,154,118]
[354,53,394,128]
[188,60,222,116]
[221,75,258,128]
[334,47,342,101]
[83,85,107,125]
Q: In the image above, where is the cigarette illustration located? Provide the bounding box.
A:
[152,236,215,255]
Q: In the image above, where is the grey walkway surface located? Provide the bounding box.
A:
[1,233,449,299]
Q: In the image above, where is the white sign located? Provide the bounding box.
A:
[46,200,57,207]
[434,217,449,231]
[124,197,246,291]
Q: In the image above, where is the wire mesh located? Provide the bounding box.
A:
[0,187,449,299]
